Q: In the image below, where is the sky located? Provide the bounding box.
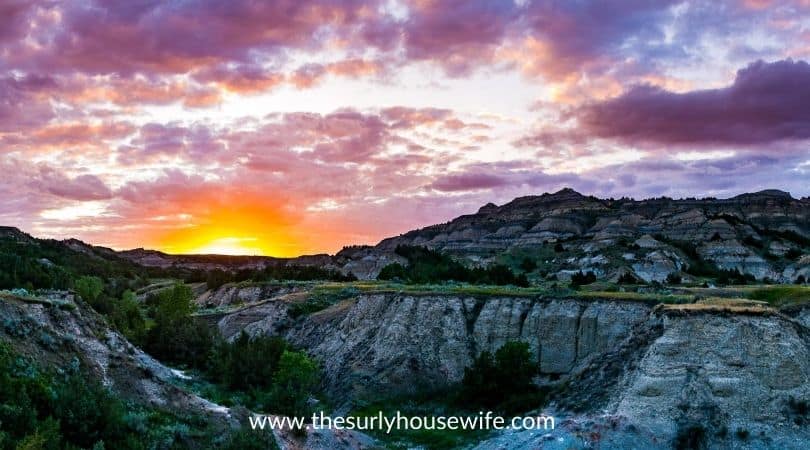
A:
[1,0,810,256]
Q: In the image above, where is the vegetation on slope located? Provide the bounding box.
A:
[378,245,529,287]
[0,340,278,450]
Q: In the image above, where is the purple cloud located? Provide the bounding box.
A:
[576,59,810,146]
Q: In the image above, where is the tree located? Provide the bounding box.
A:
[206,269,232,290]
[209,332,288,391]
[519,257,537,273]
[145,283,213,368]
[459,341,540,413]
[266,351,320,418]
[570,271,596,288]
[665,273,682,285]
[617,272,638,284]
[110,290,147,345]
[74,276,103,304]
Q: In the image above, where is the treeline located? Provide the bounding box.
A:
[0,237,148,292]
[378,246,529,287]
[0,234,354,300]
[204,265,356,290]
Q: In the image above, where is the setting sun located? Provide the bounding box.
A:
[183,237,264,256]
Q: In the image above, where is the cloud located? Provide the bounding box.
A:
[431,173,508,192]
[399,0,518,75]
[42,173,113,201]
[12,1,378,76]
[0,0,36,43]
[0,74,57,132]
[575,59,810,146]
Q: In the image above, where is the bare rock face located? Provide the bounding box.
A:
[472,307,810,449]
[698,239,778,280]
[217,300,291,339]
[631,250,683,282]
[609,311,810,448]
[783,255,810,283]
[634,234,662,249]
[216,293,651,400]
[196,283,305,308]
[208,286,810,449]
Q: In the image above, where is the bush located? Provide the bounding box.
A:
[75,275,103,304]
[206,269,232,290]
[109,290,147,345]
[617,272,638,284]
[209,332,287,391]
[787,396,809,425]
[666,273,682,285]
[570,271,596,288]
[144,284,213,368]
[0,340,268,449]
[0,342,142,449]
[458,341,543,414]
[519,257,537,273]
[264,350,320,418]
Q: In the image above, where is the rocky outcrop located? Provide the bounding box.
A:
[345,188,809,282]
[0,291,234,424]
[203,285,810,449]
[214,293,652,400]
[698,239,779,280]
[472,307,810,449]
[631,250,684,282]
[608,309,810,448]
[196,283,306,308]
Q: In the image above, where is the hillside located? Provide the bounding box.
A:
[352,188,810,283]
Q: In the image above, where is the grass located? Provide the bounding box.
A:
[193,280,810,320]
[574,289,693,304]
[746,285,810,307]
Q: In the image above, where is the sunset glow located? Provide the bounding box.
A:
[2,1,809,255]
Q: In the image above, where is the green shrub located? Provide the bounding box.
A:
[458,341,544,414]
[264,350,320,418]
[570,271,596,288]
[75,275,103,304]
[666,273,682,285]
[110,290,147,345]
[144,284,213,368]
[209,332,287,391]
[519,257,537,273]
[618,272,638,284]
